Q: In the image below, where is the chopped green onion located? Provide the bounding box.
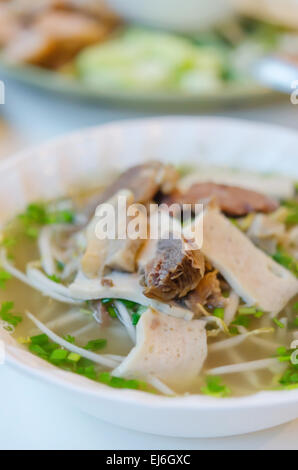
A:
[49,349,68,363]
[238,306,256,315]
[30,334,49,346]
[132,313,141,325]
[84,338,107,351]
[29,343,49,359]
[0,301,22,327]
[273,249,298,277]
[201,376,231,398]
[273,318,285,329]
[213,308,224,320]
[47,274,61,284]
[0,269,12,289]
[67,352,81,363]
[63,334,75,344]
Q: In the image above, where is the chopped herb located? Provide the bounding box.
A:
[0,269,12,289]
[238,306,257,315]
[77,364,97,380]
[98,372,148,391]
[107,304,118,318]
[273,249,298,277]
[84,338,107,351]
[0,301,22,327]
[30,334,49,346]
[132,313,141,325]
[293,302,298,312]
[275,347,298,388]
[254,310,265,319]
[63,334,75,344]
[56,260,65,272]
[229,326,239,336]
[213,308,224,320]
[49,349,68,364]
[67,352,81,363]
[231,314,251,328]
[47,274,61,284]
[29,343,49,360]
[201,376,231,398]
[0,237,16,248]
[18,202,75,239]
[273,318,285,329]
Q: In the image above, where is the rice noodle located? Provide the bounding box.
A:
[26,311,121,369]
[248,335,281,351]
[224,291,239,326]
[0,250,82,305]
[207,358,284,376]
[38,226,56,276]
[208,328,274,353]
[114,301,136,343]
[146,375,176,396]
[26,266,76,299]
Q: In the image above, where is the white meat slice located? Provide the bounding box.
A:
[191,208,298,315]
[81,189,145,277]
[113,308,207,391]
[69,270,193,320]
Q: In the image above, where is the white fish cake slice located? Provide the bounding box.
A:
[113,308,207,391]
[192,208,298,315]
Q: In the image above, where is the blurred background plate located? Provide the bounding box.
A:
[0,59,277,111]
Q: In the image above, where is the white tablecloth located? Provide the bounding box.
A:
[0,81,297,450]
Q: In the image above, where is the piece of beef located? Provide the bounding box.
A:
[185,270,225,314]
[140,235,205,302]
[165,182,278,217]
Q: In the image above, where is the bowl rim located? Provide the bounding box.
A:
[2,115,298,411]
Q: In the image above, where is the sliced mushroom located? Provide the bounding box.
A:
[165,182,279,217]
[113,307,207,391]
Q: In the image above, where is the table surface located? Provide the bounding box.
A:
[0,82,298,450]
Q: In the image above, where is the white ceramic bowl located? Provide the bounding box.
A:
[1,117,298,438]
[106,0,234,32]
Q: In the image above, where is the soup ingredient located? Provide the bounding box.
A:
[69,270,194,320]
[193,208,298,314]
[141,235,205,301]
[0,269,12,289]
[81,190,145,277]
[26,311,120,368]
[95,162,179,207]
[273,248,298,278]
[0,301,22,327]
[113,308,207,391]
[185,270,225,313]
[201,376,231,398]
[166,182,279,216]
